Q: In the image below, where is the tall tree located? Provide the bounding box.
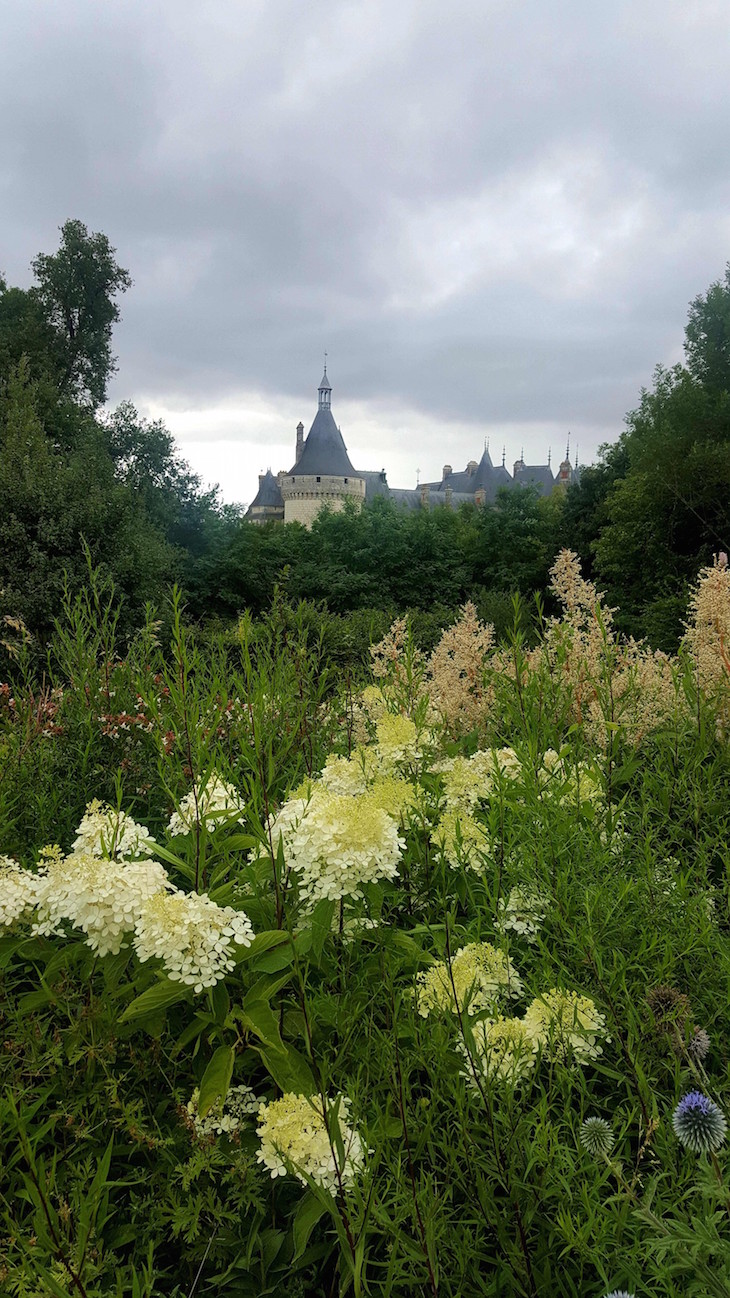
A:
[684,263,730,395]
[30,219,131,406]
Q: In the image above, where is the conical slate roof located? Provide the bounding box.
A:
[246,469,284,514]
[288,408,356,475]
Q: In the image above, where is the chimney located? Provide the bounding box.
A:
[295,421,304,464]
[442,464,452,481]
[467,460,478,475]
[474,487,486,507]
[445,484,453,507]
[420,483,430,507]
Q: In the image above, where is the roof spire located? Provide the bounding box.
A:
[502,445,506,468]
[565,435,570,464]
[318,356,332,409]
[548,447,551,467]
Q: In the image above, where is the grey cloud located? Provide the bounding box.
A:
[2,0,730,494]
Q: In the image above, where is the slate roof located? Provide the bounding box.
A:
[514,464,555,493]
[246,469,284,514]
[287,407,357,477]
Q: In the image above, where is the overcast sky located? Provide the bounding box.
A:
[2,0,730,505]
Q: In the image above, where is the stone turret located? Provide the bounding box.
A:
[279,364,365,527]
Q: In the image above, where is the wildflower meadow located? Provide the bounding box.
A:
[1,551,730,1297]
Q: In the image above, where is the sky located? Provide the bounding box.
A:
[2,0,730,507]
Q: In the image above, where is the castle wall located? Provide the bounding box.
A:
[280,475,366,528]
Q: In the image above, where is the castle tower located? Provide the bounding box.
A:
[279,364,365,527]
[558,439,572,484]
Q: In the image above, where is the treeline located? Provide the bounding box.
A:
[0,220,232,639]
[2,222,729,651]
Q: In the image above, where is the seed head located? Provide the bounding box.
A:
[580,1116,615,1158]
[687,1028,711,1062]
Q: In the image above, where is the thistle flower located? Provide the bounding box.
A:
[646,984,691,1031]
[672,1091,727,1154]
[256,1092,365,1193]
[604,1291,635,1298]
[415,942,523,1018]
[580,1116,615,1158]
[687,1027,711,1062]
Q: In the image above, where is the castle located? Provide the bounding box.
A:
[246,366,577,526]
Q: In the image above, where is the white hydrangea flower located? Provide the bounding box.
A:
[32,850,172,955]
[374,714,419,769]
[72,800,155,859]
[168,774,244,837]
[415,942,523,1017]
[495,887,550,943]
[460,1016,538,1085]
[523,988,608,1063]
[434,809,491,871]
[269,786,403,903]
[186,1084,260,1137]
[256,1092,365,1193]
[133,889,254,991]
[0,856,40,927]
[319,752,372,796]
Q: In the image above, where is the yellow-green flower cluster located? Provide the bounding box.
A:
[461,1016,538,1085]
[269,786,404,903]
[523,988,608,1061]
[0,856,38,927]
[434,809,490,871]
[415,942,523,1017]
[375,713,419,769]
[256,1092,365,1193]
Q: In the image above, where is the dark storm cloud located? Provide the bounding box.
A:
[2,0,730,484]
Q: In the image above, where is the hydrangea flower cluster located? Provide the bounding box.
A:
[168,774,244,837]
[185,1084,259,1138]
[32,850,173,956]
[374,713,419,768]
[72,800,155,859]
[523,989,608,1062]
[415,942,523,1017]
[460,1016,537,1085]
[133,889,254,991]
[256,1092,365,1193]
[434,809,490,871]
[0,841,255,991]
[269,785,404,903]
[495,887,550,943]
[0,855,38,926]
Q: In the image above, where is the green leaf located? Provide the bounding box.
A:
[238,997,285,1053]
[198,1045,235,1119]
[293,1191,329,1259]
[258,1043,315,1094]
[310,898,335,961]
[17,988,57,1016]
[119,980,190,1023]
[221,833,260,851]
[232,929,292,965]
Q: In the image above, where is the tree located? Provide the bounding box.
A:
[30,219,131,406]
[685,264,730,395]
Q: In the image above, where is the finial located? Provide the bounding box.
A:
[486,437,490,453]
[548,447,551,467]
[575,444,579,468]
[566,435,570,463]
[502,445,506,467]
[324,349,328,377]
[416,467,420,486]
[520,446,524,463]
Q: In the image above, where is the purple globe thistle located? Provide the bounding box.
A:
[672,1091,727,1154]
